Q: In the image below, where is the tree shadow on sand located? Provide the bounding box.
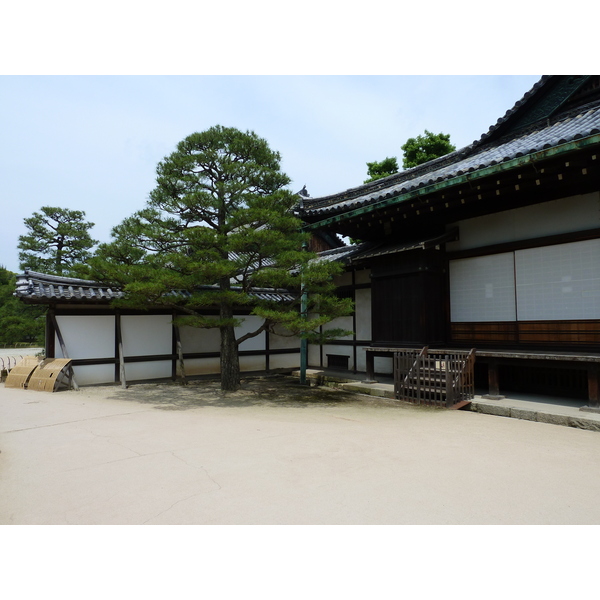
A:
[103,375,401,411]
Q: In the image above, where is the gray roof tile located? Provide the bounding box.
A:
[15,270,295,304]
[301,97,600,219]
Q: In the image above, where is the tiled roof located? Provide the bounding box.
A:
[313,243,375,265]
[301,85,600,219]
[15,270,295,304]
[15,270,124,302]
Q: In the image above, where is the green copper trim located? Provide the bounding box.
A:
[302,134,600,232]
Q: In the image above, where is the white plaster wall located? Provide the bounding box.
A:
[121,315,172,356]
[269,353,300,370]
[308,343,321,367]
[322,316,353,340]
[239,354,266,372]
[236,316,266,351]
[125,360,172,381]
[374,356,393,375]
[71,364,115,385]
[355,347,368,373]
[269,325,299,350]
[355,288,371,340]
[322,343,353,370]
[447,192,600,252]
[182,357,221,376]
[180,320,220,353]
[55,315,115,360]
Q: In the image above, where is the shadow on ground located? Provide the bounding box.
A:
[98,375,411,411]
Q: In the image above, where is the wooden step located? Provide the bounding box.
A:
[448,400,472,410]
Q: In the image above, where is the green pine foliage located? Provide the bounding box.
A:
[0,267,45,346]
[89,125,353,390]
[18,206,97,276]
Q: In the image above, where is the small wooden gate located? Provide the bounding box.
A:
[394,347,475,408]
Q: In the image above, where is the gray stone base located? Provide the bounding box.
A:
[580,406,600,413]
[480,394,505,400]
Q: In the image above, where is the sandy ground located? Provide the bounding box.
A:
[2,375,600,525]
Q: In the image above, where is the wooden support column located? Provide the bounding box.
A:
[172,319,187,385]
[588,365,599,407]
[265,328,270,374]
[365,350,376,383]
[48,312,79,391]
[46,307,56,358]
[115,311,127,389]
[482,359,504,400]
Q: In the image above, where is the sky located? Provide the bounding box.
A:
[0,74,543,273]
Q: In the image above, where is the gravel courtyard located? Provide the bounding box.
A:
[2,375,600,525]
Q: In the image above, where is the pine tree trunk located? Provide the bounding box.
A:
[220,303,240,391]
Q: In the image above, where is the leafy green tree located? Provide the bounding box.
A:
[0,267,45,346]
[401,130,456,169]
[89,125,353,391]
[18,207,97,276]
[364,157,399,183]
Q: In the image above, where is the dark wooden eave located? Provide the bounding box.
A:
[300,75,600,243]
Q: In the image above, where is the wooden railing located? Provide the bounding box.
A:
[393,347,475,408]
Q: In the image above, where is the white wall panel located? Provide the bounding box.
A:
[308,343,321,367]
[449,253,516,322]
[121,315,172,356]
[515,239,600,320]
[183,357,221,376]
[239,355,266,372]
[447,192,600,252]
[269,326,299,350]
[72,364,115,385]
[374,356,393,375]
[269,353,300,370]
[322,316,353,340]
[125,360,172,381]
[322,344,352,369]
[180,321,220,353]
[355,348,368,373]
[236,316,266,351]
[55,315,114,360]
[355,288,371,340]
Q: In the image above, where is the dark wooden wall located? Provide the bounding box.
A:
[370,248,446,347]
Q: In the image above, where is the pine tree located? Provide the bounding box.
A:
[89,126,352,391]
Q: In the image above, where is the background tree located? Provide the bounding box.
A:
[364,157,399,183]
[0,267,45,346]
[401,130,456,169]
[89,125,353,391]
[18,206,97,276]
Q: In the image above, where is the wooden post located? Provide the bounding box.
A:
[173,323,187,385]
[365,350,375,382]
[445,356,454,407]
[588,365,599,407]
[48,312,79,391]
[482,359,504,400]
[115,312,127,389]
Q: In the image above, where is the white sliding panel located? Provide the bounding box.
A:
[515,239,600,320]
[121,315,172,356]
[55,315,115,359]
[449,252,516,322]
